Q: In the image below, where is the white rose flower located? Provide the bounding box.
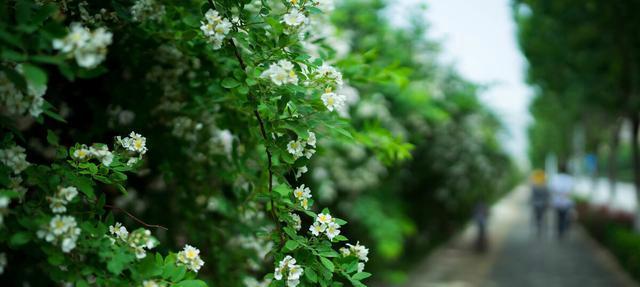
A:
[286,140,304,158]
[325,221,340,240]
[309,221,326,236]
[282,10,306,27]
[72,145,91,160]
[177,244,205,272]
[321,92,346,112]
[306,131,316,147]
[317,213,332,224]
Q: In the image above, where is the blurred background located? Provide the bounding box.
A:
[365,0,640,286]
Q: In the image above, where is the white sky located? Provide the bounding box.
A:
[389,0,533,167]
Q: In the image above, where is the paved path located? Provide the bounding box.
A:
[399,185,638,287]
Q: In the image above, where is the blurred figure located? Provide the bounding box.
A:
[530,170,548,237]
[473,201,488,252]
[549,164,574,239]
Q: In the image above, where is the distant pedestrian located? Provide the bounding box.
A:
[549,164,574,239]
[530,170,548,237]
[474,201,489,252]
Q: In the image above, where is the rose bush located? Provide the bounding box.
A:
[0,0,516,286]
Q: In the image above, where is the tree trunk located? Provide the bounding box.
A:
[631,115,640,232]
[608,120,621,206]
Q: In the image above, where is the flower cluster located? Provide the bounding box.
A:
[37,215,81,252]
[116,131,148,155]
[286,131,316,160]
[0,145,29,175]
[289,212,302,231]
[0,67,46,118]
[108,222,158,259]
[200,9,232,50]
[47,186,78,214]
[72,144,114,166]
[293,184,312,210]
[261,60,299,86]
[313,64,347,112]
[274,255,304,287]
[315,64,344,88]
[177,244,205,273]
[340,242,369,272]
[309,212,341,240]
[52,23,113,69]
[130,0,165,22]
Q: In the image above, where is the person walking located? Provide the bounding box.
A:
[549,164,574,239]
[473,201,489,252]
[530,170,548,237]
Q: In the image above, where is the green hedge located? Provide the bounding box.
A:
[578,202,640,281]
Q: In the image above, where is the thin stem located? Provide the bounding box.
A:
[206,0,285,244]
[228,38,285,243]
[104,204,168,231]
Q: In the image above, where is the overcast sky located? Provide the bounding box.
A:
[390,0,533,166]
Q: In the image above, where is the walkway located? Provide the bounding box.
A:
[400,185,638,287]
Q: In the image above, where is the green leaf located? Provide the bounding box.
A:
[107,250,134,275]
[46,130,59,146]
[237,85,249,95]
[308,7,323,14]
[9,231,31,246]
[111,171,127,182]
[75,279,89,287]
[71,176,95,199]
[78,162,98,174]
[284,240,299,251]
[333,235,348,242]
[21,64,48,88]
[305,267,318,283]
[246,77,258,86]
[320,257,334,272]
[352,272,371,280]
[43,109,67,123]
[274,184,291,197]
[182,15,201,28]
[174,280,208,287]
[47,253,64,265]
[334,218,347,225]
[31,55,64,65]
[221,78,241,89]
[170,266,187,282]
[2,49,27,62]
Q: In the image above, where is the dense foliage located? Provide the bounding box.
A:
[514,0,640,186]
[0,0,515,286]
